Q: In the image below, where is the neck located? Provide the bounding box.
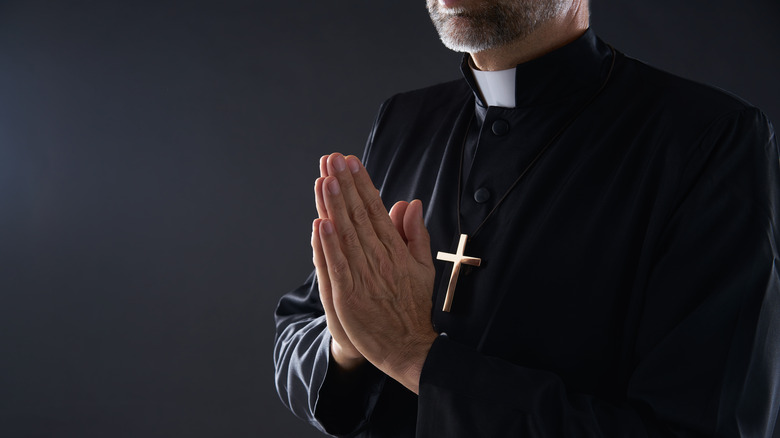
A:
[470,0,589,71]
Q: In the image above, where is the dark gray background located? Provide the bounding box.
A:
[0,1,777,437]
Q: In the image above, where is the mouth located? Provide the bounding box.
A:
[438,6,469,17]
[436,0,469,13]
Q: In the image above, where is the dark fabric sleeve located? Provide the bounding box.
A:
[416,108,780,437]
[273,271,387,437]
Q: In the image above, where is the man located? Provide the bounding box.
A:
[274,0,780,436]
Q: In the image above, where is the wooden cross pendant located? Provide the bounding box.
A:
[436,234,482,312]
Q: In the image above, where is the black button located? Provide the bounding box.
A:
[474,187,490,203]
[491,119,509,136]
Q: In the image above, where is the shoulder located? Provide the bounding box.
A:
[610,50,764,129]
[595,48,774,170]
[363,79,472,167]
[379,79,472,121]
[604,49,776,207]
[389,78,472,104]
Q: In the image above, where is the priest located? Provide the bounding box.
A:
[274,0,780,436]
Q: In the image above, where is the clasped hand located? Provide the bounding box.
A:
[311,153,438,394]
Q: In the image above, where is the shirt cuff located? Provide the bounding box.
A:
[314,333,387,436]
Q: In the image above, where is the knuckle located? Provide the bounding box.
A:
[340,227,361,249]
[387,240,407,259]
[349,204,370,225]
[330,258,350,278]
[342,280,365,308]
[377,257,395,279]
[367,240,387,258]
[364,196,386,219]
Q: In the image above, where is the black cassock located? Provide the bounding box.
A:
[274,30,780,437]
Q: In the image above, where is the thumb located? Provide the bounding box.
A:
[403,199,432,267]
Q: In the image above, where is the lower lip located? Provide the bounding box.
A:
[439,0,462,7]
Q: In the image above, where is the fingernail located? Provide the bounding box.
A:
[413,199,424,218]
[327,178,340,195]
[331,154,346,172]
[322,220,334,235]
[347,156,360,174]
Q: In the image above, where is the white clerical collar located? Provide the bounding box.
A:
[469,57,517,108]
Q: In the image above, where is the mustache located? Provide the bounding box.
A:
[431,2,503,20]
[437,6,468,15]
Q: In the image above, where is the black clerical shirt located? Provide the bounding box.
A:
[274,30,780,437]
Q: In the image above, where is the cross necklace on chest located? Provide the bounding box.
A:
[435,47,616,312]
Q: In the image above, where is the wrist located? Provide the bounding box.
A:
[394,331,438,395]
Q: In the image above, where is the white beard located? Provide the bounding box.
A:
[426,0,566,53]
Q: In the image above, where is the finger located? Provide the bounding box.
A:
[321,175,375,269]
[316,154,333,219]
[325,153,386,256]
[403,200,433,268]
[312,218,332,303]
[318,218,357,304]
[313,219,361,362]
[320,155,329,178]
[315,177,328,219]
[343,155,404,248]
[389,201,410,243]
